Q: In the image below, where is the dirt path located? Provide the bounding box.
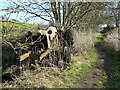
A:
[80,41,114,88]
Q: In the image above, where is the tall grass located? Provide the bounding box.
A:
[2,48,98,88]
[103,28,120,51]
[101,28,120,88]
[2,29,100,88]
[73,29,101,56]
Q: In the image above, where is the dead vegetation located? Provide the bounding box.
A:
[2,28,100,88]
[73,29,99,56]
[103,28,120,51]
[1,1,120,88]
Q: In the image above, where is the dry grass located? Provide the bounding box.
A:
[0,84,1,89]
[103,28,120,51]
[2,47,98,88]
[2,67,61,88]
[2,29,101,88]
[73,29,101,56]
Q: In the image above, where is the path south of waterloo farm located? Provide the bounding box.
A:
[2,29,117,88]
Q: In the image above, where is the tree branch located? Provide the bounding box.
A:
[67,3,92,30]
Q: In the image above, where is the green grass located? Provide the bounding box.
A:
[45,48,98,88]
[96,72,107,88]
[106,50,120,88]
[93,33,102,43]
[96,45,120,88]
[2,51,13,56]
[2,22,101,88]
[95,29,120,88]
[2,20,36,39]
[2,20,37,74]
[2,47,98,88]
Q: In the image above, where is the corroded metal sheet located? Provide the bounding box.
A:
[39,50,50,62]
[20,51,31,61]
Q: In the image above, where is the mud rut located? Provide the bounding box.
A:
[80,39,114,88]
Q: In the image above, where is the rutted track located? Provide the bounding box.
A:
[80,41,114,88]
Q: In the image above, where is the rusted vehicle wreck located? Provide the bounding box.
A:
[20,26,73,70]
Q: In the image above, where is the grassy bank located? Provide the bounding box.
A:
[51,48,98,88]
[2,19,102,88]
[2,47,98,88]
[101,47,120,88]
[103,29,120,88]
[2,30,101,88]
[96,47,120,88]
[2,20,36,38]
[96,28,120,88]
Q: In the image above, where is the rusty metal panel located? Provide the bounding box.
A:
[39,50,49,62]
[20,51,31,61]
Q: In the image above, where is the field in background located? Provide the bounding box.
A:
[2,20,48,39]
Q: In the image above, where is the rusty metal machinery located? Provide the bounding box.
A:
[19,26,72,70]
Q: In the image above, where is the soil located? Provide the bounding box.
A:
[80,40,114,88]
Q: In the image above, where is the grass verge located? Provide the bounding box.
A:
[96,44,120,88]
[2,30,100,88]
[2,48,98,88]
[51,48,98,88]
[104,48,120,88]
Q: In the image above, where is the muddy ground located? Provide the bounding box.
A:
[80,40,114,88]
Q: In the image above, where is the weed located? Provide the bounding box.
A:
[96,72,107,88]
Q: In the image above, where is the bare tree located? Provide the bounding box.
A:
[75,2,111,31]
[1,1,111,55]
[1,1,95,30]
[104,2,120,28]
